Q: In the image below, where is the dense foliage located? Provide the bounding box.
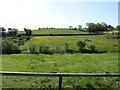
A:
[2,35,31,54]
[2,39,21,54]
[24,28,32,36]
[86,22,114,33]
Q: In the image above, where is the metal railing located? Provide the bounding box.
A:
[0,72,120,90]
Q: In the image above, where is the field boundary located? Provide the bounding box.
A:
[21,33,104,36]
[1,72,120,90]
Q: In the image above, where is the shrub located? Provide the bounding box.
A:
[53,46,65,54]
[26,36,31,40]
[22,49,30,54]
[18,37,23,40]
[88,44,96,52]
[16,34,22,37]
[2,39,21,54]
[64,43,73,54]
[29,44,38,54]
[39,44,52,54]
[76,40,86,52]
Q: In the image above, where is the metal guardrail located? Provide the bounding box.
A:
[0,72,120,90]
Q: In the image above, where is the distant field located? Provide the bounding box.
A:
[20,35,118,53]
[2,53,119,88]
[18,28,88,34]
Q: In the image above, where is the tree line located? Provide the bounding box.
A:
[0,22,120,37]
[69,22,119,33]
[0,27,32,37]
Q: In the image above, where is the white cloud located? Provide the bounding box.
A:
[0,0,72,30]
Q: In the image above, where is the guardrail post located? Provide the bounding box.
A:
[58,77,62,90]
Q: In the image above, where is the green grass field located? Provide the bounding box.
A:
[20,35,118,53]
[18,28,88,34]
[2,29,119,89]
[2,53,119,88]
[2,53,118,73]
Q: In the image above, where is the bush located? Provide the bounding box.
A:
[29,44,38,54]
[2,39,21,54]
[64,43,73,54]
[26,36,31,40]
[76,40,86,52]
[22,49,30,54]
[39,44,52,54]
[88,45,96,52]
[53,46,65,54]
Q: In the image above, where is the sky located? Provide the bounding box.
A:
[0,0,119,30]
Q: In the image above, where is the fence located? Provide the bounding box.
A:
[0,72,120,90]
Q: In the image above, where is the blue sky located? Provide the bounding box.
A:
[43,2,118,28]
[0,0,118,30]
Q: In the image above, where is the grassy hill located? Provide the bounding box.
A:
[19,35,118,53]
[2,28,119,89]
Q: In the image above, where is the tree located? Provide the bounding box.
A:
[86,23,97,33]
[8,28,18,36]
[69,26,73,29]
[38,27,41,30]
[96,23,107,31]
[24,28,32,36]
[0,27,6,37]
[78,25,82,30]
[107,25,114,31]
[74,27,77,30]
[116,25,120,31]
[86,22,108,33]
[99,22,107,31]
[101,22,107,28]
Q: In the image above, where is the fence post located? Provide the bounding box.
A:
[58,77,62,90]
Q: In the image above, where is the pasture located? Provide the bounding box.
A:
[18,28,88,34]
[19,35,118,53]
[2,53,119,88]
[2,29,119,89]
